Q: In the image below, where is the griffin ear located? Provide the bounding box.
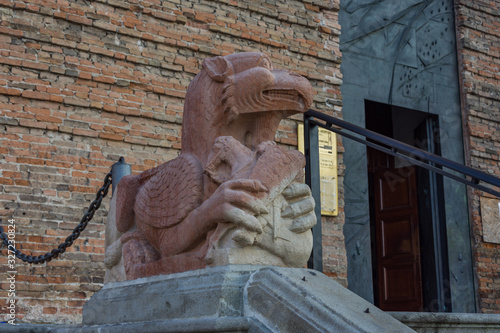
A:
[202,56,232,82]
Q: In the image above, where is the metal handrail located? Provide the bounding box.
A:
[305,109,500,198]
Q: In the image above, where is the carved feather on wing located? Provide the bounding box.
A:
[134,153,204,229]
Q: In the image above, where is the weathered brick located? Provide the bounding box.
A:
[0,87,22,96]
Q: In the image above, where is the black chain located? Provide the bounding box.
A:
[0,171,112,264]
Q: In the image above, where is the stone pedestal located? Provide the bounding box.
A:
[78,265,414,333]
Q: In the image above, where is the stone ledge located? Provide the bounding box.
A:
[0,318,254,333]
[390,312,500,333]
[0,324,78,333]
[55,317,255,333]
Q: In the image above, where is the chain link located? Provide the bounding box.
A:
[0,171,112,264]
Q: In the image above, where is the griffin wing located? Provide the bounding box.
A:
[134,153,204,229]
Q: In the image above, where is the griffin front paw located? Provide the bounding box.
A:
[282,182,316,233]
[205,178,269,233]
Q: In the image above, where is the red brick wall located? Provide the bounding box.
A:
[455,0,500,313]
[0,0,344,323]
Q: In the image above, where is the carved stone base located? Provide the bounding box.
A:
[79,265,414,333]
[205,246,286,266]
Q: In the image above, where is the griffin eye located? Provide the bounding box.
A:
[259,57,272,70]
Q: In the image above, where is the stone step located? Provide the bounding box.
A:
[391,312,500,333]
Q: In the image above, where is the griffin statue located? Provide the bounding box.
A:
[104,52,317,281]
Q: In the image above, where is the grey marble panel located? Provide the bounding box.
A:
[416,21,455,67]
[342,0,423,44]
[443,180,475,313]
[342,96,373,302]
[340,0,475,312]
[340,54,370,87]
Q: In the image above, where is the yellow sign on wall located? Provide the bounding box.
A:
[298,124,338,216]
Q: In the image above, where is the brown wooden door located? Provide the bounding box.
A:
[374,166,423,311]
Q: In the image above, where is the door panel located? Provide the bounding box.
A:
[374,166,423,311]
[377,171,414,211]
[381,215,415,257]
[383,262,419,301]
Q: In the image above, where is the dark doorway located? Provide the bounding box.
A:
[365,100,451,312]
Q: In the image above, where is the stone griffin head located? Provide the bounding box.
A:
[181,52,314,167]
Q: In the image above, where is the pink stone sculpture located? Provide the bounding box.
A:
[111,52,316,280]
